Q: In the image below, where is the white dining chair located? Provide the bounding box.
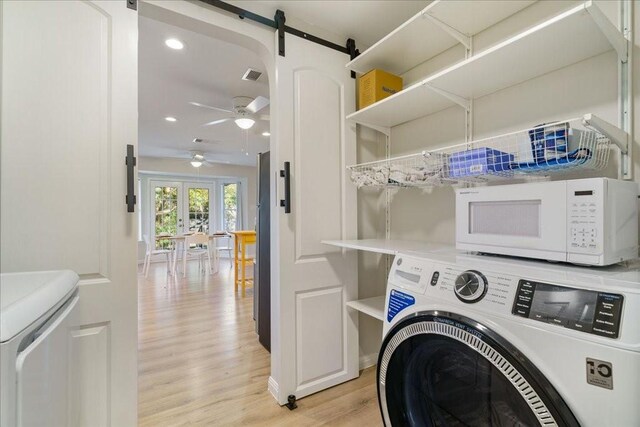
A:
[214,233,233,272]
[182,233,212,277]
[142,234,172,278]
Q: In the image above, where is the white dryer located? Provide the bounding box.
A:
[378,251,640,427]
[1,270,79,427]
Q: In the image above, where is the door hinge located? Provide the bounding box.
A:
[127,0,137,11]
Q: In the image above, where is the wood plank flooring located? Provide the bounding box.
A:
[138,261,382,426]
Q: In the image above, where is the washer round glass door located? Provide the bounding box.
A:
[377,312,579,427]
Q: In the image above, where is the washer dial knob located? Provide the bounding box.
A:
[454,270,488,303]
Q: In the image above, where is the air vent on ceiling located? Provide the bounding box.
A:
[242,68,262,81]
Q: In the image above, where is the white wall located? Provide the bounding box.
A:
[356,0,640,360]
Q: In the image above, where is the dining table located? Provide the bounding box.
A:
[155,232,231,276]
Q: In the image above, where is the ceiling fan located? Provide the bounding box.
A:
[189,152,209,168]
[190,96,270,130]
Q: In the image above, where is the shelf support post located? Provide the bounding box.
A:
[383,132,392,274]
[422,12,471,50]
[616,0,633,179]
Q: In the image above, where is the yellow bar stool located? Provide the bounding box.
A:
[231,230,256,296]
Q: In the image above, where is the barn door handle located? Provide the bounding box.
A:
[279,161,291,214]
[125,144,136,213]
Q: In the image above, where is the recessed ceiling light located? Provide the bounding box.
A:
[165,38,184,50]
[262,131,271,137]
[165,116,177,122]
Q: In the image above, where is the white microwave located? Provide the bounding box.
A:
[456,178,639,266]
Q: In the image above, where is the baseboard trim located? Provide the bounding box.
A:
[268,376,280,403]
[359,352,378,370]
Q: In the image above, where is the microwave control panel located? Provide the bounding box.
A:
[567,185,602,254]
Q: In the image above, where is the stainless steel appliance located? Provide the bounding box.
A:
[255,151,271,351]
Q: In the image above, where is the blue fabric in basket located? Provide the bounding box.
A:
[449,148,514,177]
[512,148,592,171]
[528,122,569,163]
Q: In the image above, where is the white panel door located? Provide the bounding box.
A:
[1,1,138,426]
[272,33,358,403]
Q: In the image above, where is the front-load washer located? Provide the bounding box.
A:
[378,251,640,426]
[1,270,79,427]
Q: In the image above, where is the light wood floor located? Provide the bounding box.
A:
[138,261,382,426]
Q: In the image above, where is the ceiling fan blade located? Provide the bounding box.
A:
[246,96,270,113]
[189,101,233,114]
[203,118,231,126]
[257,114,270,121]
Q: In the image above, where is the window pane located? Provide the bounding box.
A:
[188,187,209,233]
[154,186,178,248]
[223,184,237,232]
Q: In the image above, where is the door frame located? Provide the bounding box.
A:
[139,0,357,406]
[140,0,287,401]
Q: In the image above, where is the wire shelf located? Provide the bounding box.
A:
[349,115,613,189]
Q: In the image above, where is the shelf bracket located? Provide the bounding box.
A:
[422,12,471,50]
[587,2,628,62]
[582,114,629,154]
[356,121,390,137]
[425,84,470,111]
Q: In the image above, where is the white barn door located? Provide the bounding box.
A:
[272,33,358,403]
[1,1,138,425]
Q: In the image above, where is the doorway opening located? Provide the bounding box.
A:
[136,8,272,424]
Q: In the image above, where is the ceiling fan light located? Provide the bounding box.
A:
[190,152,204,168]
[235,118,255,130]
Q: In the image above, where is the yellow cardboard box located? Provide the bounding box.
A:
[358,69,403,110]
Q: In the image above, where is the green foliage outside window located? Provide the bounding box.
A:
[155,186,177,249]
[223,184,237,232]
[188,188,209,233]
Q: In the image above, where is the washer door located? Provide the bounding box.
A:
[377,312,579,427]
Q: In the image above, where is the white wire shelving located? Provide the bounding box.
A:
[347,1,627,132]
[348,114,622,189]
[346,0,535,75]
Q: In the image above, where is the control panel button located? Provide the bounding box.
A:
[591,293,623,339]
[454,270,488,303]
[430,271,439,286]
[512,280,623,339]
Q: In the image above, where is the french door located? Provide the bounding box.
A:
[150,180,215,247]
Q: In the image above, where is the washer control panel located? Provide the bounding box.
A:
[454,270,488,303]
[512,279,623,339]
[389,256,430,294]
